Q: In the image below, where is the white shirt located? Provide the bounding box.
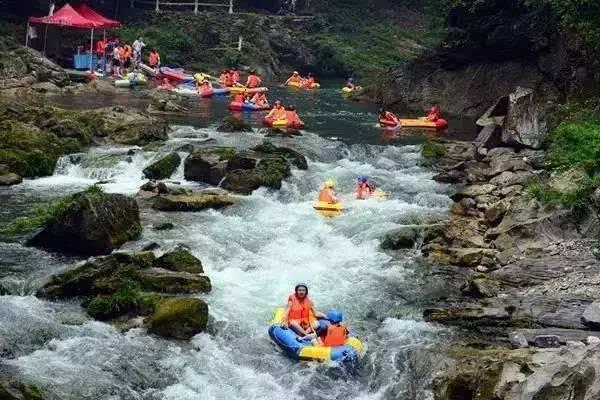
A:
[132,40,145,53]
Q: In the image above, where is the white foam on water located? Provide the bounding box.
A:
[3,127,453,400]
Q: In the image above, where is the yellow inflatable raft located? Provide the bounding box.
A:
[314,201,343,217]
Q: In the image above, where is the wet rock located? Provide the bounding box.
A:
[92,106,169,145]
[148,297,208,340]
[433,170,463,184]
[533,335,560,348]
[153,247,204,273]
[450,248,497,267]
[143,152,181,180]
[475,124,503,149]
[217,116,252,132]
[0,376,48,400]
[509,332,529,348]
[152,192,239,212]
[489,170,532,187]
[183,147,234,185]
[450,184,496,202]
[154,222,175,231]
[484,200,509,226]
[221,157,291,194]
[581,301,600,329]
[496,184,523,198]
[0,173,22,186]
[29,190,142,256]
[31,81,60,93]
[381,224,444,249]
[502,87,548,149]
[137,268,211,294]
[461,276,500,298]
[252,141,308,170]
[141,242,160,251]
[156,182,169,194]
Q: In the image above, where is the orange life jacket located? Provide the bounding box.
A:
[322,324,347,347]
[268,106,286,119]
[234,93,245,102]
[285,110,300,123]
[118,47,127,60]
[356,183,373,199]
[426,107,440,122]
[288,75,301,84]
[149,52,159,66]
[124,45,132,59]
[247,75,261,88]
[380,111,398,125]
[95,40,106,55]
[287,294,313,324]
[252,93,266,105]
[231,71,240,84]
[318,188,336,202]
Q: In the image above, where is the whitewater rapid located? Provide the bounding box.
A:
[0,124,455,400]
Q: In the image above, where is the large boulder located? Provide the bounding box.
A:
[143,152,181,180]
[137,268,211,294]
[0,172,22,186]
[217,116,252,132]
[183,147,237,184]
[91,106,169,145]
[153,247,204,273]
[221,157,291,194]
[501,87,548,149]
[252,141,308,170]
[29,189,142,256]
[152,192,239,212]
[582,301,600,329]
[148,297,209,339]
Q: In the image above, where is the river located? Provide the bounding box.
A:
[0,81,467,399]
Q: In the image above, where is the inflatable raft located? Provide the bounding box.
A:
[314,200,343,217]
[114,72,147,87]
[287,81,320,90]
[263,116,305,129]
[199,87,230,98]
[159,67,194,84]
[229,101,270,111]
[229,86,269,95]
[379,119,400,130]
[268,308,364,363]
[400,118,448,129]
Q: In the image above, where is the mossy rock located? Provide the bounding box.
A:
[0,121,64,177]
[148,297,209,339]
[221,156,291,194]
[253,140,308,170]
[153,247,204,273]
[29,189,142,256]
[143,152,181,180]
[152,192,240,212]
[136,268,212,294]
[86,285,161,320]
[217,116,252,132]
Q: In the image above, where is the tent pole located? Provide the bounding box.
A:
[103,30,107,77]
[43,25,48,55]
[89,28,94,71]
[25,23,30,47]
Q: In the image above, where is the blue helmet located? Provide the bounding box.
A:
[327,310,343,323]
[348,77,354,82]
[358,176,368,183]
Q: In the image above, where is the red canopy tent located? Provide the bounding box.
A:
[27,3,120,71]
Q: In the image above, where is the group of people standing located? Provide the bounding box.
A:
[95,36,160,77]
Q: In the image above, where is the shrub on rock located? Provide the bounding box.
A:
[148,297,208,339]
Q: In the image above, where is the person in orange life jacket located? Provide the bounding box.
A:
[282,283,326,337]
[303,73,315,88]
[230,67,240,85]
[315,311,349,347]
[219,70,232,87]
[266,100,286,119]
[246,70,262,88]
[148,49,161,68]
[251,92,268,107]
[285,71,302,85]
[233,92,245,103]
[123,42,133,69]
[355,176,374,200]
[424,103,441,122]
[285,105,301,123]
[318,180,338,203]
[379,107,399,126]
[196,78,212,92]
[94,38,107,72]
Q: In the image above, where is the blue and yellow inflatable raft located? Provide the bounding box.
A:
[267,307,364,364]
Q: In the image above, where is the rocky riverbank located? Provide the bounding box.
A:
[383,87,600,398]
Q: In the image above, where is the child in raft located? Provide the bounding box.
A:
[302,73,316,88]
[285,105,302,125]
[313,311,349,347]
[196,78,212,92]
[379,107,400,127]
[346,77,356,90]
[420,103,441,122]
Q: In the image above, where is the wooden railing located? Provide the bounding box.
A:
[130,0,233,14]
